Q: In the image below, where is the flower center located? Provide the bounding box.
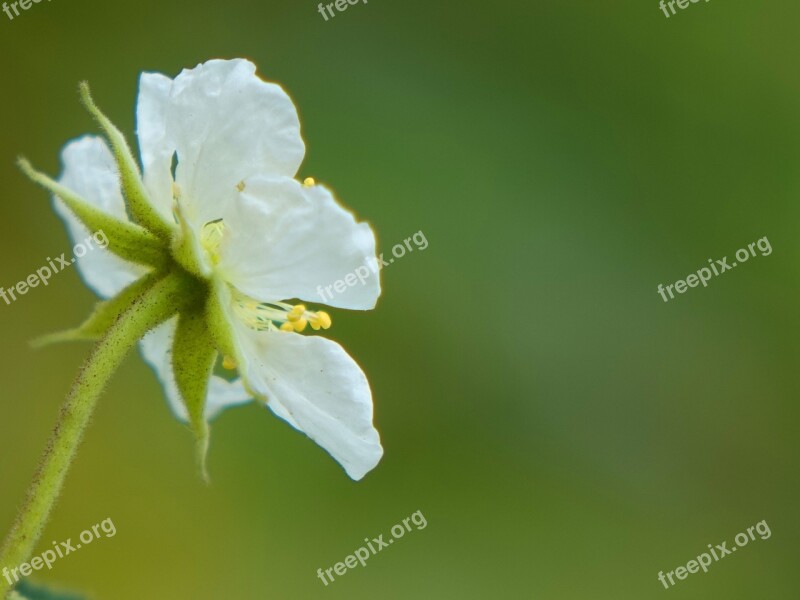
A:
[198,219,332,334]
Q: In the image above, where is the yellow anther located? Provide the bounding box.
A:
[316,311,332,329]
[303,177,316,188]
[236,181,246,192]
[222,355,237,370]
[287,304,306,322]
[280,322,295,332]
[309,311,332,331]
[292,318,308,332]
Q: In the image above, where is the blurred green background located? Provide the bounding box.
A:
[1,0,799,598]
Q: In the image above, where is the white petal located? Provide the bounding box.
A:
[233,325,383,480]
[139,318,252,421]
[218,176,381,310]
[136,72,175,221]
[135,59,305,230]
[55,136,146,298]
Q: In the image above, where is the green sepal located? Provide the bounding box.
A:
[205,278,264,404]
[79,83,175,241]
[18,158,169,269]
[205,277,238,359]
[173,303,218,482]
[30,271,164,348]
[170,199,211,279]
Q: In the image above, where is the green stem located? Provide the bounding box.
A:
[0,271,197,598]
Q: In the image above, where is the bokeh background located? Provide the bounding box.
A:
[1,0,799,598]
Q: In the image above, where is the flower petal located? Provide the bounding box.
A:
[140,318,252,421]
[233,325,383,480]
[136,59,305,230]
[136,71,175,221]
[218,176,381,310]
[55,136,146,298]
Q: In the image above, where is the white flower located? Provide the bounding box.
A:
[52,59,383,480]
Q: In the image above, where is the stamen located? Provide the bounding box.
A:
[286,305,306,322]
[200,219,225,265]
[222,355,237,370]
[230,288,332,334]
[309,311,332,330]
[303,177,316,188]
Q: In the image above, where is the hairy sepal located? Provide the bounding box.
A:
[79,82,175,241]
[18,158,169,269]
[173,304,218,482]
[31,272,165,348]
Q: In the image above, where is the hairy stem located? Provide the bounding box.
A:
[0,271,198,598]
